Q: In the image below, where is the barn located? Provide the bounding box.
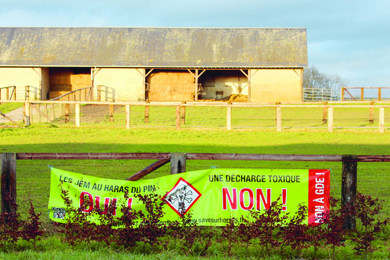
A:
[0,27,307,103]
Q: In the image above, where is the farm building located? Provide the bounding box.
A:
[0,27,307,103]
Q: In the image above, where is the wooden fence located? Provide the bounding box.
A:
[2,152,390,228]
[1,100,390,132]
[50,86,93,102]
[0,86,16,103]
[341,87,390,101]
[18,100,390,133]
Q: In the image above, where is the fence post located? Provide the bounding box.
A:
[379,107,385,133]
[126,105,131,129]
[13,86,16,100]
[341,87,345,101]
[276,106,282,132]
[145,105,149,124]
[181,102,186,125]
[65,103,70,123]
[360,88,364,101]
[322,101,328,124]
[109,104,114,123]
[75,103,80,127]
[378,88,382,101]
[176,105,181,130]
[24,102,30,126]
[30,103,34,123]
[170,153,186,174]
[341,154,358,229]
[45,104,49,122]
[328,107,333,132]
[37,104,43,122]
[1,153,17,214]
[369,101,374,124]
[97,85,102,101]
[227,106,232,130]
[25,85,30,101]
[51,103,55,121]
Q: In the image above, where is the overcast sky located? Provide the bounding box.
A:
[1,0,389,95]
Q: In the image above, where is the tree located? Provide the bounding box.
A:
[303,66,348,101]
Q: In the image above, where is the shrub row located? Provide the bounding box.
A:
[0,191,388,259]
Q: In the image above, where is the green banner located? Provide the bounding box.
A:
[48,167,330,226]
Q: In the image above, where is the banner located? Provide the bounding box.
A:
[48,168,330,226]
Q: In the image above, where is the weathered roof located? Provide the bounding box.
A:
[0,27,307,68]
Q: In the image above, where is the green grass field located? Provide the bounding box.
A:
[2,102,389,131]
[1,105,390,259]
[1,125,390,218]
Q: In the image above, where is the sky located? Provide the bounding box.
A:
[0,0,389,96]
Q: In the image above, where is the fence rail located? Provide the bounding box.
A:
[341,87,390,101]
[3,152,390,228]
[303,88,339,101]
[14,152,390,162]
[50,86,93,102]
[0,86,16,102]
[1,100,390,132]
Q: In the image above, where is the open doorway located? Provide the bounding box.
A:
[145,69,249,102]
[198,70,248,101]
[45,67,91,100]
[146,69,195,102]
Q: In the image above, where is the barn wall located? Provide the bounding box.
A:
[0,68,42,100]
[94,68,145,101]
[250,69,303,103]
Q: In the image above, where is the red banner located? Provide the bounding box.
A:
[308,169,330,225]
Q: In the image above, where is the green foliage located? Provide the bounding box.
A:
[48,193,389,259]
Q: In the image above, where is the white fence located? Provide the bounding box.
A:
[303,88,339,101]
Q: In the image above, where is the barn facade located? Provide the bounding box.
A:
[0,27,308,102]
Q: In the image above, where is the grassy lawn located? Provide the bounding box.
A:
[0,102,23,114]
[1,107,390,258]
[1,235,388,259]
[1,125,390,217]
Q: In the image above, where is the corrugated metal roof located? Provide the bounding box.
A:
[0,27,308,68]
